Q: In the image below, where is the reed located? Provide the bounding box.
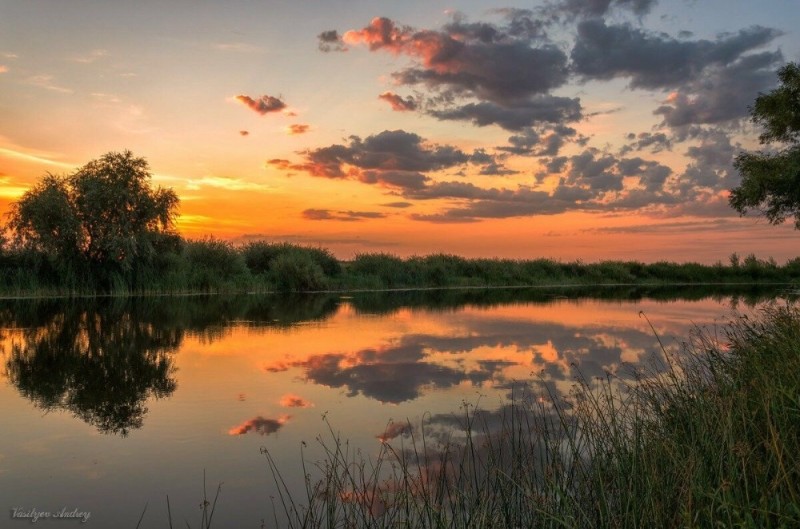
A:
[263,304,800,528]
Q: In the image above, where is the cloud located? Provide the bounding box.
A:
[381,201,413,208]
[235,94,287,115]
[378,92,417,112]
[0,65,7,73]
[228,415,290,436]
[272,129,502,190]
[377,421,414,442]
[429,96,581,131]
[212,42,264,53]
[239,130,249,136]
[25,74,72,93]
[185,176,271,192]
[499,125,578,156]
[287,124,310,135]
[653,51,783,128]
[70,49,108,63]
[620,131,671,154]
[279,394,314,408]
[571,20,782,89]
[676,129,738,191]
[263,343,499,403]
[302,208,387,221]
[545,0,658,19]
[318,30,347,52]
[336,14,577,130]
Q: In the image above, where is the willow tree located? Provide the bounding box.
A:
[730,62,800,228]
[6,151,179,285]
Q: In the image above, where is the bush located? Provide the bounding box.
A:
[184,238,249,291]
[270,252,328,292]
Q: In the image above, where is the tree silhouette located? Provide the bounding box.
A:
[730,62,800,228]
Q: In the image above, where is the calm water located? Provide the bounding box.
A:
[0,287,789,527]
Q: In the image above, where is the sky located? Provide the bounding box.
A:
[1,0,799,263]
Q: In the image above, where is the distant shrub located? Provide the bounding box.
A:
[270,252,328,292]
[184,238,249,291]
[349,253,410,288]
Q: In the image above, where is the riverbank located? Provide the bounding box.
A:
[264,303,800,528]
[1,240,798,296]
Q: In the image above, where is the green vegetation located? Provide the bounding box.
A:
[731,61,800,228]
[265,304,800,528]
[3,237,799,295]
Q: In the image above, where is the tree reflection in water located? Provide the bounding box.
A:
[1,294,341,436]
[4,301,180,436]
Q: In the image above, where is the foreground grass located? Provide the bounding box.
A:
[1,239,799,296]
[264,304,800,528]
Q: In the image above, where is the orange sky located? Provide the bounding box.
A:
[1,0,798,262]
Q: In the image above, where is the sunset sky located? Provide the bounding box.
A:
[1,0,798,262]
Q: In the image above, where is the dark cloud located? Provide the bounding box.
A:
[273,344,497,403]
[235,94,287,115]
[616,157,673,191]
[565,149,623,191]
[428,96,582,131]
[302,209,387,222]
[545,0,658,19]
[338,14,577,131]
[318,29,347,52]
[620,131,672,154]
[272,129,505,190]
[239,130,249,136]
[500,125,577,156]
[677,129,738,191]
[381,201,413,208]
[228,415,290,436]
[571,20,782,89]
[654,51,783,127]
[378,92,417,112]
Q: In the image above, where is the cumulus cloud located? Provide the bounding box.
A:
[620,131,671,154]
[335,13,579,130]
[378,92,417,111]
[546,0,657,19]
[571,20,782,89]
[429,95,581,131]
[654,51,783,128]
[228,414,290,436]
[235,94,287,115]
[302,209,387,221]
[270,129,504,189]
[318,29,347,52]
[676,129,739,192]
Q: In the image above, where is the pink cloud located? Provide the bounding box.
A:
[378,92,417,112]
[279,393,314,408]
[235,94,286,115]
[228,414,290,436]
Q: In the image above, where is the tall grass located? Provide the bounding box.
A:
[264,304,800,528]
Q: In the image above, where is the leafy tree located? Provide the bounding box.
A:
[6,174,81,261]
[730,62,800,228]
[5,151,179,284]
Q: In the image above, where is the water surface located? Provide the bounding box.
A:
[0,286,789,526]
